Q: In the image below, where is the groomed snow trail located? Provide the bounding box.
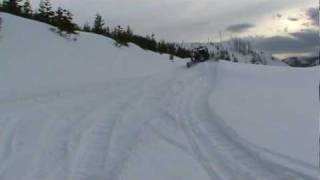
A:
[0,61,316,180]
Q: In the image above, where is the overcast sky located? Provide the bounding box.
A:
[27,0,318,57]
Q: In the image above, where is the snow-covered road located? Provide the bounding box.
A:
[0,62,317,180]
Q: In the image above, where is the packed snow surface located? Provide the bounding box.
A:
[0,13,319,180]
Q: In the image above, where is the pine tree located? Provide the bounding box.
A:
[115,25,124,36]
[92,14,105,34]
[104,26,110,36]
[37,0,54,23]
[54,7,75,34]
[158,40,168,54]
[126,26,133,37]
[113,25,128,46]
[53,7,63,31]
[22,0,32,16]
[63,9,75,33]
[167,43,176,55]
[3,0,22,14]
[83,22,91,32]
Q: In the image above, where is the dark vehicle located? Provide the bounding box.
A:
[187,46,210,68]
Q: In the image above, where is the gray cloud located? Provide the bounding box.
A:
[291,30,319,44]
[27,0,308,42]
[253,29,319,54]
[306,7,319,26]
[226,23,255,33]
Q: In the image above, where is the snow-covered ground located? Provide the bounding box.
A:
[0,13,319,180]
[211,62,319,177]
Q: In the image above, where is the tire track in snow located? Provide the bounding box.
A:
[68,74,175,180]
[101,73,185,180]
[202,63,316,179]
[166,62,316,180]
[164,65,223,180]
[1,84,122,180]
[68,79,148,180]
[0,61,315,180]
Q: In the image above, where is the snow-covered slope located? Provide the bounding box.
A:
[183,42,288,66]
[0,13,186,102]
[0,13,319,180]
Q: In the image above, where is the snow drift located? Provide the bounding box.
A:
[0,13,319,180]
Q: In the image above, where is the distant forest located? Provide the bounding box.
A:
[0,0,191,58]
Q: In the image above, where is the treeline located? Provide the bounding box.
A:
[0,0,191,58]
[0,0,77,34]
[83,14,191,58]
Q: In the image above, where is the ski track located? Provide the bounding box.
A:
[0,62,316,180]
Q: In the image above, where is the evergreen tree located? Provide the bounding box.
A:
[54,7,63,21]
[158,40,168,54]
[113,25,128,46]
[62,9,75,33]
[53,7,75,34]
[3,0,22,14]
[167,43,176,55]
[149,34,157,51]
[37,0,54,23]
[83,22,91,32]
[92,13,105,34]
[104,26,110,36]
[126,26,133,37]
[22,0,32,16]
[114,25,124,36]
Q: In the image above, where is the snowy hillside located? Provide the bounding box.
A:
[0,13,319,180]
[183,41,288,66]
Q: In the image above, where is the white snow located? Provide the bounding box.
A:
[210,62,319,177]
[0,13,318,180]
